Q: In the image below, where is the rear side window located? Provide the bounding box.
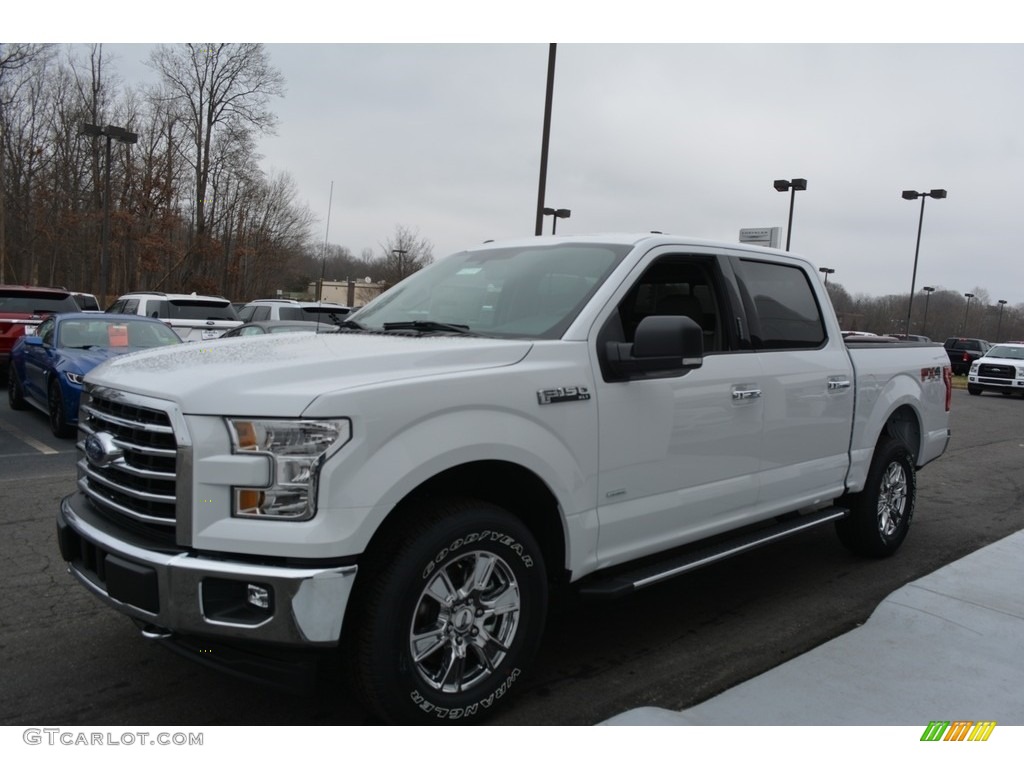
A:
[736,259,826,350]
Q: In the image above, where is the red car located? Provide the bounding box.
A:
[1,286,80,378]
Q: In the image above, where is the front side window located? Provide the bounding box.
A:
[610,255,727,352]
[350,243,630,340]
[37,317,56,345]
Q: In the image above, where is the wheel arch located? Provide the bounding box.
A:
[877,404,922,464]
[359,459,569,587]
[848,402,923,493]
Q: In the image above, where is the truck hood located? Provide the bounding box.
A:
[86,331,533,416]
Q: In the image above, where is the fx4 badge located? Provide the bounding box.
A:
[537,386,591,405]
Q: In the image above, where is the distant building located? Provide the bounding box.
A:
[308,279,388,308]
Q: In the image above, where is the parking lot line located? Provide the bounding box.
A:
[0,417,60,455]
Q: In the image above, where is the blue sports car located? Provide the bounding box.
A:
[7,312,181,437]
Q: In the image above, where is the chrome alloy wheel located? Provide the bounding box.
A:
[409,550,522,694]
[877,460,908,538]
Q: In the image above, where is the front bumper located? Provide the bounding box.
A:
[968,373,1024,392]
[57,493,357,646]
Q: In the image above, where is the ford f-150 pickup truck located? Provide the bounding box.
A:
[57,234,952,724]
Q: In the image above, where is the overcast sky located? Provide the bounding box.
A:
[17,6,1024,306]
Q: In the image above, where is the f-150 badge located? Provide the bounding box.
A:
[537,386,591,405]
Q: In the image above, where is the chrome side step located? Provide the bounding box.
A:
[578,506,848,599]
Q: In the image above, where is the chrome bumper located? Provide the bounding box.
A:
[58,493,357,646]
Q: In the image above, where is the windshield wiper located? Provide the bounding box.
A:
[382,320,474,335]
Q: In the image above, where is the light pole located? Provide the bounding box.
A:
[534,44,557,236]
[542,207,570,234]
[963,293,974,335]
[80,123,138,305]
[819,267,835,285]
[773,178,807,251]
[996,299,1007,342]
[392,249,408,280]
[921,286,935,337]
[901,188,947,338]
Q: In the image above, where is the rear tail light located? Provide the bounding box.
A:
[962,351,971,363]
[944,366,953,412]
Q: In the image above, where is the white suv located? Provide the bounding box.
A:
[237,298,351,324]
[107,292,242,342]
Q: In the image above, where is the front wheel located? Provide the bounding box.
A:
[836,437,916,558]
[967,384,982,395]
[48,381,75,438]
[8,364,27,410]
[347,500,547,724]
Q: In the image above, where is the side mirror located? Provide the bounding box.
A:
[604,315,703,381]
[24,335,44,347]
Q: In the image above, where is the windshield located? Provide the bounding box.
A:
[350,243,630,339]
[58,318,181,349]
[985,345,1024,360]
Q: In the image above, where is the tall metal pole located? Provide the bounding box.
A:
[100,134,113,305]
[785,186,796,251]
[535,44,556,236]
[921,287,934,337]
[904,195,926,338]
[996,300,1007,342]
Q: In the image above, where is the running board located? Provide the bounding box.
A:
[578,506,848,599]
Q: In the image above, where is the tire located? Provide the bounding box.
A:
[967,384,982,395]
[48,380,75,438]
[8,364,27,410]
[835,437,916,558]
[347,499,547,724]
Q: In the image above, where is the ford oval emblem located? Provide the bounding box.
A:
[84,432,123,468]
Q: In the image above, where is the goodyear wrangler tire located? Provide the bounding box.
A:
[835,437,916,558]
[349,500,547,724]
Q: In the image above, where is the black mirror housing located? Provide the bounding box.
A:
[604,315,704,381]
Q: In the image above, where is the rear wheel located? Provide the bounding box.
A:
[8,364,27,410]
[48,381,74,438]
[347,499,547,724]
[836,437,916,558]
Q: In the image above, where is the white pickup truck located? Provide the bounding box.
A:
[57,234,952,724]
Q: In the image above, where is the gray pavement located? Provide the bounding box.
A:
[604,528,1024,726]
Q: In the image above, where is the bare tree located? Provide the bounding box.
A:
[379,224,434,284]
[146,43,285,259]
[0,43,53,282]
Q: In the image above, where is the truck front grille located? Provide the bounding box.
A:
[77,387,180,537]
[977,363,1015,381]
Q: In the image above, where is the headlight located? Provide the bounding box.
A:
[1017,367,1024,380]
[227,418,351,521]
[65,371,84,385]
[969,362,979,374]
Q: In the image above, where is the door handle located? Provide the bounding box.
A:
[827,377,852,391]
[732,388,762,401]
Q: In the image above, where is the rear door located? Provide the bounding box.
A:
[733,257,854,513]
